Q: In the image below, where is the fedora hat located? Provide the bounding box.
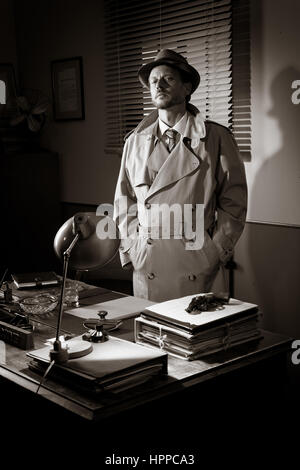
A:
[138,49,200,94]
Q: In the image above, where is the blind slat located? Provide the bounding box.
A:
[105,0,251,161]
[106,0,231,27]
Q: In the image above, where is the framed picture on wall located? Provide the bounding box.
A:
[0,63,18,122]
[51,57,85,121]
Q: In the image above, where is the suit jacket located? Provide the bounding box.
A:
[114,104,247,302]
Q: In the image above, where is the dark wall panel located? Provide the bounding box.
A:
[234,222,300,338]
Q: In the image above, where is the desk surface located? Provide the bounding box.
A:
[0,287,292,422]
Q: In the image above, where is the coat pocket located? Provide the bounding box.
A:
[126,236,147,271]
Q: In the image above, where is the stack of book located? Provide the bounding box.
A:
[135,294,262,360]
[27,335,168,394]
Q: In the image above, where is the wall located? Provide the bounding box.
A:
[234,0,300,338]
[0,0,18,66]
[14,0,120,206]
[246,0,300,227]
[235,223,300,336]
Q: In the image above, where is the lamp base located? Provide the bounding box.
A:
[49,339,93,363]
[67,339,93,359]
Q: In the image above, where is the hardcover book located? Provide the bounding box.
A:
[12,271,60,289]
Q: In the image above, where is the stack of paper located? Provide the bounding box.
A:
[135,295,262,360]
[27,335,167,394]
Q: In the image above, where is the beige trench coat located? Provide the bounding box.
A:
[114,105,247,302]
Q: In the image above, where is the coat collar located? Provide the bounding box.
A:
[131,103,206,141]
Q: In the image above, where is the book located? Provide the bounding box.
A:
[0,277,102,302]
[12,271,60,289]
[27,335,168,394]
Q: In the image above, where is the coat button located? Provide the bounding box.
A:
[189,274,197,281]
[147,273,155,280]
[145,203,151,209]
[147,238,153,245]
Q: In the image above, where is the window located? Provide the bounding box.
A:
[104,0,251,161]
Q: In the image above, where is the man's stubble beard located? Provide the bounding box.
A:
[152,95,185,110]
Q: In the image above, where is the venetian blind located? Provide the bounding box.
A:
[104,0,251,161]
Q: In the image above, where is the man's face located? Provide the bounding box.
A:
[149,65,192,109]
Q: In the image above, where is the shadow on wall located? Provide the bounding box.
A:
[251,66,300,221]
[248,66,300,336]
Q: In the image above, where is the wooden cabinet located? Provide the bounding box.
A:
[0,150,62,274]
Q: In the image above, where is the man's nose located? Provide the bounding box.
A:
[156,77,167,89]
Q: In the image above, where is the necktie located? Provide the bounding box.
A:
[165,129,177,153]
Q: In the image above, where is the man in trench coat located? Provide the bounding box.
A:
[114,49,247,302]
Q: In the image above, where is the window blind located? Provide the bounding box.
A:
[104,0,251,161]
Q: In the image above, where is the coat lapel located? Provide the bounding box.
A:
[131,106,207,201]
[131,122,159,187]
[146,139,170,184]
[145,138,201,200]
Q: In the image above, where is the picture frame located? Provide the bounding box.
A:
[51,57,85,121]
[0,63,18,122]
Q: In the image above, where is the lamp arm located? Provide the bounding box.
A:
[50,233,79,363]
[55,233,79,341]
[63,233,80,257]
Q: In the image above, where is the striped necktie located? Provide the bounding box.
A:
[165,129,177,153]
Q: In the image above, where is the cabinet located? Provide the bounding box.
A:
[0,150,62,274]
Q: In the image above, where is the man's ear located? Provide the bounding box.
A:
[184,81,192,97]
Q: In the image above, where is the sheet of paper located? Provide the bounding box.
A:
[65,296,155,320]
[145,295,258,328]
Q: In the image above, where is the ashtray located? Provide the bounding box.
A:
[19,293,58,315]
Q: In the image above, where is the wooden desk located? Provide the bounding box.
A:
[0,287,293,452]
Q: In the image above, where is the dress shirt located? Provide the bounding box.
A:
[158,112,188,150]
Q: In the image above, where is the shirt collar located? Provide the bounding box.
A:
[158,112,188,138]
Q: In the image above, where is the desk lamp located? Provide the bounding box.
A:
[51,212,120,364]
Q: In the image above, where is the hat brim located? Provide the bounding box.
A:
[138,59,200,94]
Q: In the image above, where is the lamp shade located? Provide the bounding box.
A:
[53,212,120,271]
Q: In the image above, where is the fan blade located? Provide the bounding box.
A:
[27,115,41,132]
[10,114,26,126]
[32,97,49,114]
[31,104,48,114]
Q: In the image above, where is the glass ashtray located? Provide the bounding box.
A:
[19,293,58,315]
